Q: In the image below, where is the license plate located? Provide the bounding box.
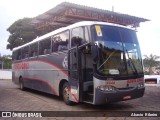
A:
[123,95,131,100]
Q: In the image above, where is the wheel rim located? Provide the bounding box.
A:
[20,82,23,89]
[63,86,69,101]
[20,82,22,89]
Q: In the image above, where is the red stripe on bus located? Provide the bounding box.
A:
[17,60,68,76]
[71,93,79,103]
[68,88,79,103]
[24,77,58,96]
[29,60,68,76]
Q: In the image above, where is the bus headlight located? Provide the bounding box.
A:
[97,85,117,92]
[137,82,144,89]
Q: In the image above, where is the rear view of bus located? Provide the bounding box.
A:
[89,24,145,104]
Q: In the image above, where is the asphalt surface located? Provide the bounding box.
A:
[0,79,160,120]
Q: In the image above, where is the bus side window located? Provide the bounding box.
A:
[13,50,20,61]
[52,36,59,52]
[22,46,29,59]
[84,27,90,42]
[12,51,17,61]
[15,49,21,60]
[12,51,16,61]
[71,27,85,47]
[52,30,69,52]
[58,31,69,51]
[30,42,38,57]
[39,38,51,55]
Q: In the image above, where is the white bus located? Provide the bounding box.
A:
[12,21,145,105]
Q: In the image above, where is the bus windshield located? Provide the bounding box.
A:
[91,25,143,76]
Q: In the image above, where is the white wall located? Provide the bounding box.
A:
[145,75,160,84]
[0,70,12,80]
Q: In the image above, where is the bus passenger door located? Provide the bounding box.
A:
[68,46,82,103]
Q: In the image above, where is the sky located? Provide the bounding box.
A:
[0,0,160,57]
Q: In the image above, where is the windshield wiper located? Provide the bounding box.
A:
[126,49,138,75]
[98,50,116,70]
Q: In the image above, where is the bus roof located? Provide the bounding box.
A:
[13,21,136,51]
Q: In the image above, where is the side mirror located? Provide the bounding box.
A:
[91,45,98,64]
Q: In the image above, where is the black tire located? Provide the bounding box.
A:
[19,78,25,91]
[62,82,73,105]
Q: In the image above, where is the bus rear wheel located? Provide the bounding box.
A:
[62,82,73,105]
[19,78,25,91]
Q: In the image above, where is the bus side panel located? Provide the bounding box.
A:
[12,51,68,96]
[12,68,19,85]
[12,61,23,85]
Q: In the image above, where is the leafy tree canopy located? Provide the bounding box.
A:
[143,54,160,67]
[0,55,12,69]
[6,18,38,50]
[6,17,62,50]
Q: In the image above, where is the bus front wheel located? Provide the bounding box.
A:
[19,78,25,91]
[62,82,73,105]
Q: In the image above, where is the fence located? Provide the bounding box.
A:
[0,69,12,80]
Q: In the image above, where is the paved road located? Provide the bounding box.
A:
[0,79,160,120]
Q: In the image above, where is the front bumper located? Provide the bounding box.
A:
[93,87,145,105]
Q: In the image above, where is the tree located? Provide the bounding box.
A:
[143,54,160,75]
[6,18,38,50]
[0,55,12,69]
[6,17,60,50]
